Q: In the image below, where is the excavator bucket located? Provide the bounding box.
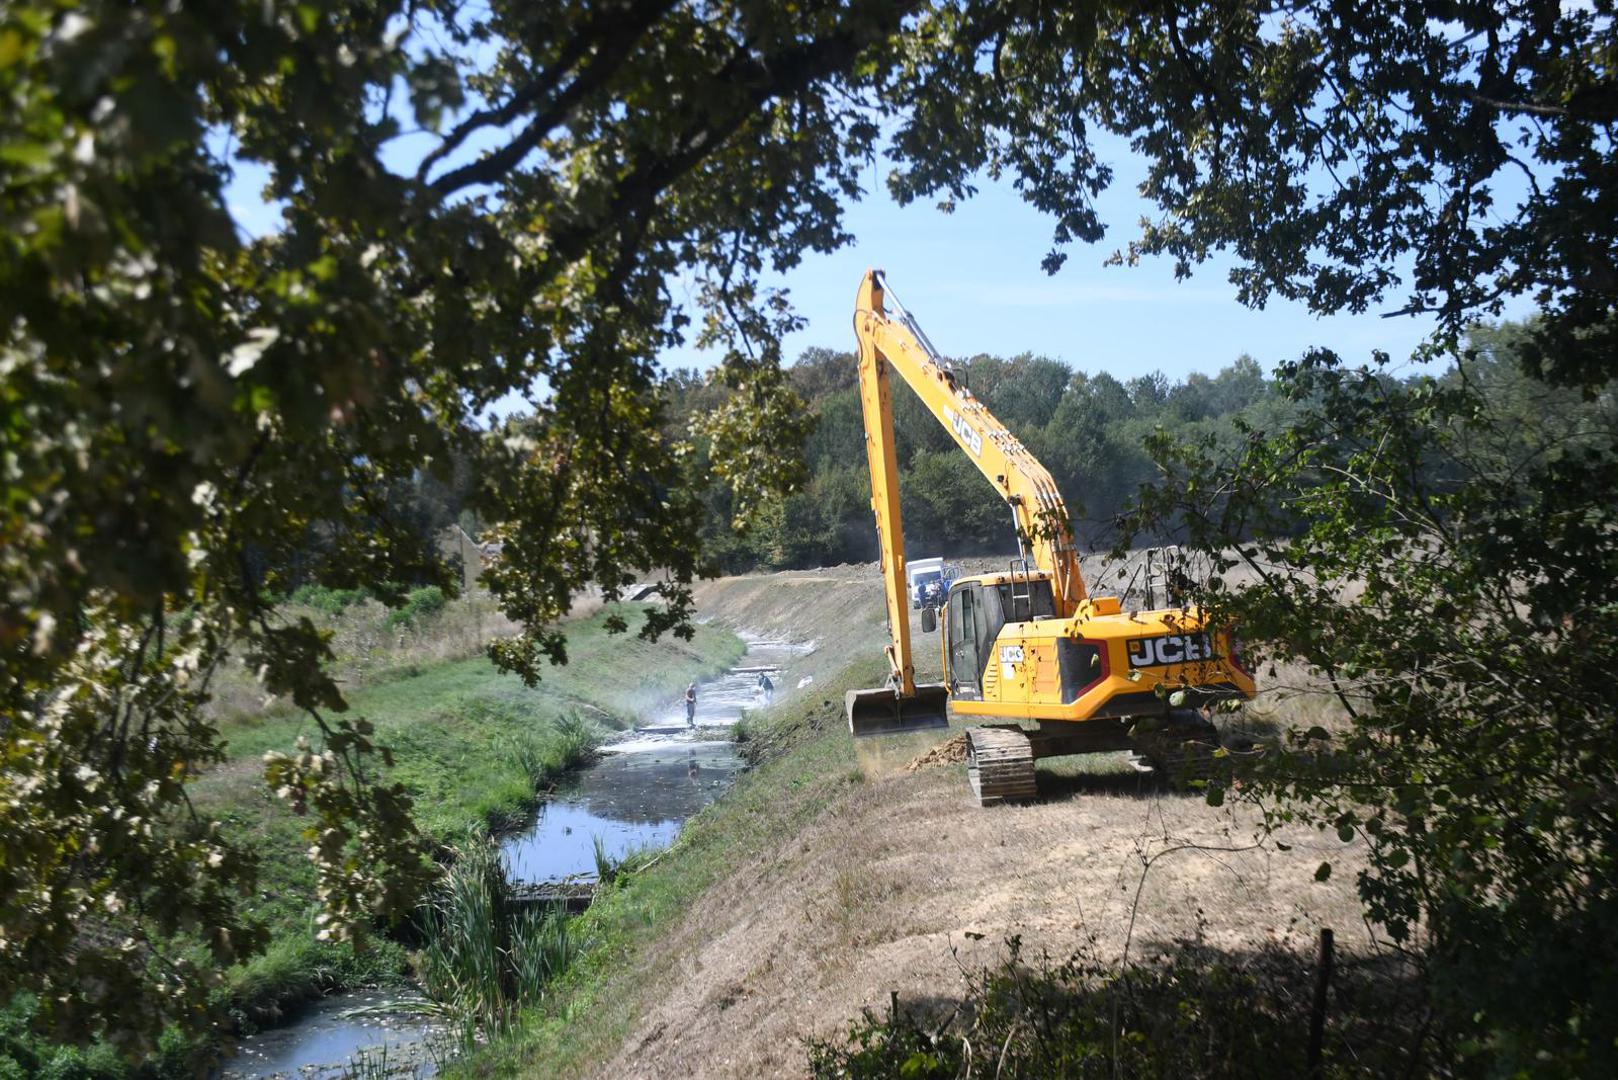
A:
[846,683,950,738]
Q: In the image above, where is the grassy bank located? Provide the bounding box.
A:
[6,599,745,1080]
[444,655,887,1077]
[197,603,746,1029]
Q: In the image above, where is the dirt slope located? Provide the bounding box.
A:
[605,768,1361,1079]
[587,567,1367,1079]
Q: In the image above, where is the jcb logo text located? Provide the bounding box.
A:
[1127,633,1215,668]
[944,408,983,456]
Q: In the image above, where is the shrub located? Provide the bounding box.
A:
[287,584,370,615]
[0,995,126,1080]
[1123,334,1618,1071]
[385,585,448,629]
[808,935,1434,1079]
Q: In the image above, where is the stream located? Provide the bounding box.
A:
[219,634,810,1079]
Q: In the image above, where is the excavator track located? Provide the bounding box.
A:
[966,726,1038,806]
[1130,709,1222,788]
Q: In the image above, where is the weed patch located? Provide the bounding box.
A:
[385,585,448,629]
[808,933,1435,1079]
[418,842,578,1050]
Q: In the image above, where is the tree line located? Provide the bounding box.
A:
[660,323,1590,574]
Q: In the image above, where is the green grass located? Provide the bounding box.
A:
[443,655,887,1078]
[187,604,744,1030]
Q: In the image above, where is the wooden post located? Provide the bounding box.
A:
[1307,927,1334,1077]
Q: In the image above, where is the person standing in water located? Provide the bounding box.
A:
[757,672,774,704]
[684,682,697,728]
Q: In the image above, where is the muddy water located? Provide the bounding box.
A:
[221,634,811,1078]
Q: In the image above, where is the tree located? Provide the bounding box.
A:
[966,353,1072,430]
[1123,323,1618,1073]
[5,0,1615,1056]
[0,0,892,1045]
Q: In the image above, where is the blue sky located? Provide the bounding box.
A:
[662,144,1534,384]
[224,117,1535,394]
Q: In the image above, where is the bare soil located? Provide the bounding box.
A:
[584,567,1368,1079]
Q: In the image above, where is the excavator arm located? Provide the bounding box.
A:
[855,270,1087,611]
[846,268,1086,735]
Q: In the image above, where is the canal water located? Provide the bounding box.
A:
[219,990,443,1079]
[220,634,810,1079]
[498,636,808,882]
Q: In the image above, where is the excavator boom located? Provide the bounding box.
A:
[845,272,951,735]
[847,269,1083,736]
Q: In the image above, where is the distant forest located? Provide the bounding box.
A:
[662,346,1279,571]
[382,318,1601,581]
[661,318,1611,573]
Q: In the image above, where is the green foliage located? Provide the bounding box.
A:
[1,996,127,1080]
[384,585,448,629]
[808,935,1431,1078]
[289,584,372,615]
[417,842,577,1047]
[1123,323,1618,1074]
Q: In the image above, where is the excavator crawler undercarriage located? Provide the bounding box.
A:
[965,727,1038,806]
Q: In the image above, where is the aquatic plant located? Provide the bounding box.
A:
[488,708,594,790]
[345,1040,403,1080]
[591,835,616,885]
[416,841,577,1047]
[592,835,664,886]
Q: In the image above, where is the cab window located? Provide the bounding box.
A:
[994,580,1055,622]
[946,585,983,697]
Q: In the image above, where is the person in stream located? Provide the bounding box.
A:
[684,682,697,728]
[756,672,774,704]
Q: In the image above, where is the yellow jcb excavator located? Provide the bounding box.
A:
[845,269,1256,805]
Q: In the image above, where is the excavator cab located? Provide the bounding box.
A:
[942,572,1057,700]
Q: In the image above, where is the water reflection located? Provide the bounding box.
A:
[499,740,742,882]
[220,990,442,1079]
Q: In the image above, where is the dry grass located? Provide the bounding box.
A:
[579,733,1368,1080]
[450,564,1381,1079]
[207,589,520,720]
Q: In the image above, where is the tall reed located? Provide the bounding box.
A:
[488,707,595,789]
[416,840,577,1047]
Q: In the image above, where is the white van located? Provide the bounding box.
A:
[906,557,954,610]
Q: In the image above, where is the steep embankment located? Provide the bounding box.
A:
[466,567,1366,1079]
